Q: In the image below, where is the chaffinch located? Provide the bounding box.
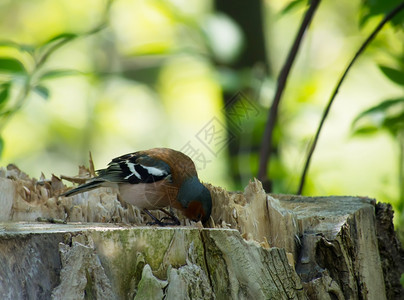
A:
[62,148,212,225]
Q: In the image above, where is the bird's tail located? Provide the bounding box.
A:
[61,179,105,197]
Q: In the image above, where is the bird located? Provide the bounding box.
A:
[61,148,212,225]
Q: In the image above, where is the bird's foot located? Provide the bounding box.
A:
[146,218,179,226]
[159,208,181,225]
[143,208,180,226]
[160,216,181,226]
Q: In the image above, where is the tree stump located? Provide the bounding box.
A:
[0,165,402,299]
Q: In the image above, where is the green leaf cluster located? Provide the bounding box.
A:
[0,7,110,158]
[352,98,404,136]
[361,0,404,27]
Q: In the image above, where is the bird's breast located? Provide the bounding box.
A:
[118,180,179,210]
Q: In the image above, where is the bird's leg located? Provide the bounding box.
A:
[143,209,166,226]
[143,208,180,226]
[159,208,181,225]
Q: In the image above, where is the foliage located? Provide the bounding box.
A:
[352,98,404,136]
[0,1,111,157]
[349,0,404,235]
[360,0,404,27]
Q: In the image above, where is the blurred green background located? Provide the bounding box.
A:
[0,0,403,229]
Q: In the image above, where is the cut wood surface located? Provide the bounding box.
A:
[0,165,402,299]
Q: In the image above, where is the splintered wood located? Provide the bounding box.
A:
[0,164,401,299]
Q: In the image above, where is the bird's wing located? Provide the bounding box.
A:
[96,152,172,184]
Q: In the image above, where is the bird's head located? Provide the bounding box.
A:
[177,176,212,223]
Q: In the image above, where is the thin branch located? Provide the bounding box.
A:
[258,0,321,190]
[36,37,75,71]
[297,1,404,195]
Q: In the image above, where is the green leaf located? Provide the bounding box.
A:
[39,69,82,81]
[353,98,404,123]
[41,33,78,47]
[0,58,27,74]
[40,25,106,48]
[360,0,404,27]
[379,65,404,86]
[351,126,379,136]
[383,112,404,134]
[33,85,50,100]
[352,97,404,136]
[0,40,35,53]
[280,0,306,15]
[0,82,11,107]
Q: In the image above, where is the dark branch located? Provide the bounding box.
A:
[258,0,321,190]
[297,1,404,195]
